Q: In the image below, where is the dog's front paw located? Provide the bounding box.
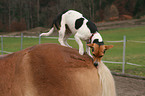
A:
[79,50,84,55]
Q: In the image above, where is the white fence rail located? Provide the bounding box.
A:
[1,34,145,74]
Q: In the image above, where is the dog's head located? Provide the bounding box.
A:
[87,43,113,66]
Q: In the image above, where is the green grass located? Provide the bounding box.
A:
[0,26,145,76]
[100,26,145,76]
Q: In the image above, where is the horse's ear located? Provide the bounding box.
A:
[105,45,114,50]
[87,43,94,48]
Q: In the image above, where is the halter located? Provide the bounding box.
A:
[89,33,95,42]
[89,33,96,43]
[89,33,104,46]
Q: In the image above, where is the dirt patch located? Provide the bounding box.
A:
[114,75,145,96]
[96,18,145,30]
[1,18,145,36]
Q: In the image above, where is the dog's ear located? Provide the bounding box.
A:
[87,43,94,48]
[105,45,114,50]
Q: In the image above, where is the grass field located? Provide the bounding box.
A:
[0,26,145,76]
[101,26,145,76]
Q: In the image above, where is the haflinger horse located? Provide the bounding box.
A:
[0,43,116,96]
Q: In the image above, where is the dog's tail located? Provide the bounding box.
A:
[40,27,54,37]
[39,13,61,37]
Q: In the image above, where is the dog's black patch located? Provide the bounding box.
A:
[75,18,84,30]
[93,39,104,46]
[52,10,68,30]
[86,21,98,33]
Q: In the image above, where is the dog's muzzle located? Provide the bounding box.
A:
[94,60,98,67]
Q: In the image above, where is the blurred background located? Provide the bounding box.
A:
[0,0,145,32]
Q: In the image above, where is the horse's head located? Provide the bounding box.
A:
[87,43,113,67]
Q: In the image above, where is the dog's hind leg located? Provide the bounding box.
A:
[58,23,67,46]
[64,31,72,48]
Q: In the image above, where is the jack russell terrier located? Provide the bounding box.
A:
[40,10,113,65]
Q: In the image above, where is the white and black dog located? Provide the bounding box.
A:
[40,10,105,56]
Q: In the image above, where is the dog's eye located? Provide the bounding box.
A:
[92,48,94,52]
[103,49,106,54]
[99,56,103,58]
[93,54,96,56]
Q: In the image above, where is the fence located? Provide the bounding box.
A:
[1,33,145,75]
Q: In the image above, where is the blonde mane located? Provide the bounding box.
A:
[98,61,116,96]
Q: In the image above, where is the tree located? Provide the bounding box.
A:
[37,0,40,26]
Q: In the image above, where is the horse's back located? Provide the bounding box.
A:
[28,43,102,96]
[0,49,31,96]
[0,43,102,96]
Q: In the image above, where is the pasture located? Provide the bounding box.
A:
[0,25,145,76]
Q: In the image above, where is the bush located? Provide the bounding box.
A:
[104,4,119,21]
